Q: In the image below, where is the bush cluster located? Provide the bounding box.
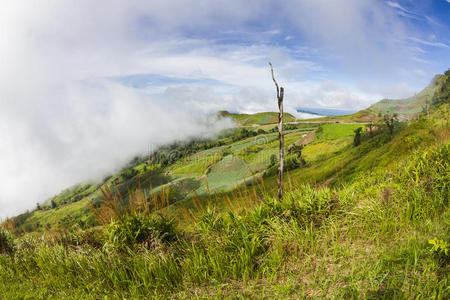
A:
[107,213,178,249]
[0,229,15,255]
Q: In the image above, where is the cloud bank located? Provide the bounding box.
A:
[0,2,237,218]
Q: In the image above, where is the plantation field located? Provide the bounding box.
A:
[169,153,222,176]
[195,155,254,195]
[302,137,352,162]
[316,123,365,140]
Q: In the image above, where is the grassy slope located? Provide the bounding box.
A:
[1,104,448,299]
[297,108,381,123]
[299,73,447,124]
[368,75,442,116]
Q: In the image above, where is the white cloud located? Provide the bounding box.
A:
[409,37,450,49]
[386,1,409,12]
[386,1,422,20]
[0,2,239,218]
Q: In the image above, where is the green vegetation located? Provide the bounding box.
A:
[107,213,179,249]
[299,71,449,123]
[302,137,352,162]
[353,127,363,146]
[43,183,99,208]
[219,110,296,126]
[316,123,365,140]
[1,138,448,298]
[368,73,450,118]
[1,70,449,298]
[0,229,14,255]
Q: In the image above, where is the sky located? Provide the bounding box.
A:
[0,0,449,218]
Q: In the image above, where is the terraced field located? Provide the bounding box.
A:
[10,117,377,233]
[316,123,365,140]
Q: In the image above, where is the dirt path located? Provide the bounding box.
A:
[295,131,315,146]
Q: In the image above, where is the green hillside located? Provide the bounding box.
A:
[219,110,297,126]
[1,71,449,298]
[299,72,449,123]
[367,74,444,117]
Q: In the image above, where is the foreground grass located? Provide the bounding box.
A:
[1,139,448,299]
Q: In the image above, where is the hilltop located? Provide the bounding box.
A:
[367,74,445,117]
[1,70,449,298]
[299,72,449,123]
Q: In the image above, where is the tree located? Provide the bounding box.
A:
[264,154,278,177]
[288,144,306,166]
[36,203,41,210]
[431,70,450,108]
[51,200,57,209]
[269,154,277,166]
[269,62,285,200]
[257,128,267,135]
[353,127,363,146]
[367,122,374,137]
[121,168,138,180]
[422,99,431,117]
[384,113,398,134]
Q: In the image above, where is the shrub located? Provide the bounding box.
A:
[120,168,138,180]
[403,144,449,220]
[353,127,362,146]
[428,238,449,265]
[264,163,278,177]
[265,153,304,177]
[264,154,278,177]
[257,128,267,135]
[107,213,178,249]
[198,207,224,233]
[255,185,337,227]
[55,227,107,249]
[285,154,301,170]
[0,229,15,255]
[429,238,449,256]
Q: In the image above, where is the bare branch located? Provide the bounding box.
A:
[268,62,284,200]
[269,62,280,99]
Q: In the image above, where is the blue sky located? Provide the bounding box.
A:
[0,0,449,217]
[105,0,450,113]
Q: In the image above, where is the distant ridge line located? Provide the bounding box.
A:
[296,107,358,117]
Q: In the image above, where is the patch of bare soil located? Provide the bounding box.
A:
[295,131,315,146]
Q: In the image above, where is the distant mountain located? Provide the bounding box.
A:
[296,107,357,117]
[299,70,449,123]
[367,74,446,117]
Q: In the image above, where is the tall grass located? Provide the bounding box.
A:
[91,183,171,225]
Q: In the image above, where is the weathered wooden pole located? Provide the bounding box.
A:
[269,62,284,200]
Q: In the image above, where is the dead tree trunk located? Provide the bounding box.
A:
[269,62,284,200]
